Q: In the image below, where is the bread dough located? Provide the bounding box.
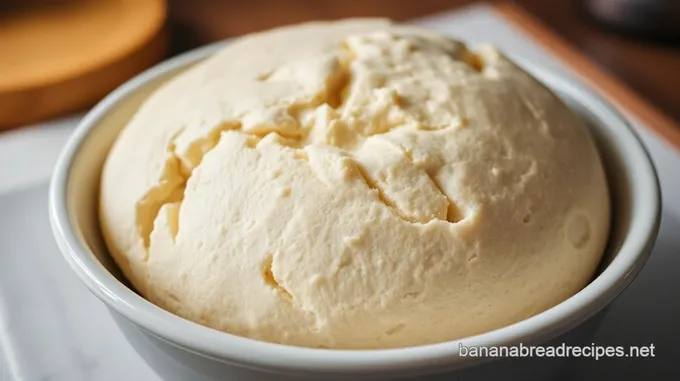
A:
[99,19,610,349]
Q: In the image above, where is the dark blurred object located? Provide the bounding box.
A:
[0,0,74,11]
[579,0,680,42]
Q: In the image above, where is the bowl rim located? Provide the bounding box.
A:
[48,40,661,375]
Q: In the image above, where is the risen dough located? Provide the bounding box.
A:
[99,19,610,349]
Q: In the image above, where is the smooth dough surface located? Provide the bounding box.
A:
[99,19,610,349]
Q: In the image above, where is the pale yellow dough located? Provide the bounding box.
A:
[99,19,610,349]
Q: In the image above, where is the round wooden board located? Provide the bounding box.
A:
[0,0,167,130]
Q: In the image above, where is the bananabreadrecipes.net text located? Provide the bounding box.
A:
[459,343,655,360]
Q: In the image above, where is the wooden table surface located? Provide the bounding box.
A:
[166,0,680,127]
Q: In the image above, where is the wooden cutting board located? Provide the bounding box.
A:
[0,0,167,130]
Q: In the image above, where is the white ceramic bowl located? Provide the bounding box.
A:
[49,41,661,381]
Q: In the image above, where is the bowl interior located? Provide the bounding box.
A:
[64,60,631,292]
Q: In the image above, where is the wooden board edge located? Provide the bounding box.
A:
[0,0,168,131]
[492,1,680,151]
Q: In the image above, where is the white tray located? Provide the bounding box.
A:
[2,4,679,380]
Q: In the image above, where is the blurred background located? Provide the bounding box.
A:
[1,0,679,131]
